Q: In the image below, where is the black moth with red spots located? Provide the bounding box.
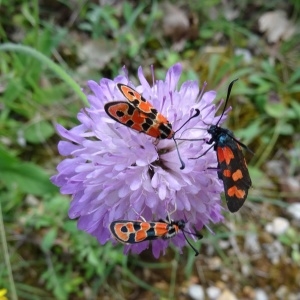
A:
[208,125,252,212]
[198,79,253,212]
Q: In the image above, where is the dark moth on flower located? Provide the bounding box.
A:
[51,63,227,258]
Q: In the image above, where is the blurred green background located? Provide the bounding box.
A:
[1,1,300,299]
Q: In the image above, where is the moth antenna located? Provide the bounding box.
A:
[173,109,200,170]
[174,109,200,134]
[173,137,185,170]
[181,230,199,256]
[175,136,206,142]
[216,79,238,127]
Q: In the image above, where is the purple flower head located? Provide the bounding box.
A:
[51,63,228,258]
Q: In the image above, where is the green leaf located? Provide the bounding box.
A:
[264,103,287,118]
[24,120,55,143]
[207,54,221,82]
[289,85,300,93]
[88,250,101,267]
[287,68,300,86]
[0,147,57,196]
[278,123,294,135]
[234,118,263,142]
[41,228,57,252]
[291,100,300,118]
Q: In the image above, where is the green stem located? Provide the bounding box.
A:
[0,43,87,105]
[0,202,18,300]
[169,251,179,299]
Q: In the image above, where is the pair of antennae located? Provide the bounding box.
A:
[172,109,200,169]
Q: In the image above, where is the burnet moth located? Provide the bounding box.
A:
[192,79,253,212]
[104,83,200,169]
[110,218,202,256]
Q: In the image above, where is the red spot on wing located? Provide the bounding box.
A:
[130,111,150,132]
[134,222,153,242]
[113,223,132,242]
[138,100,154,113]
[227,186,246,199]
[119,84,155,113]
[153,223,169,237]
[146,126,161,138]
[217,146,235,165]
[223,170,231,177]
[108,103,144,123]
[135,231,148,242]
[232,169,243,181]
[119,85,142,102]
[154,113,169,124]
